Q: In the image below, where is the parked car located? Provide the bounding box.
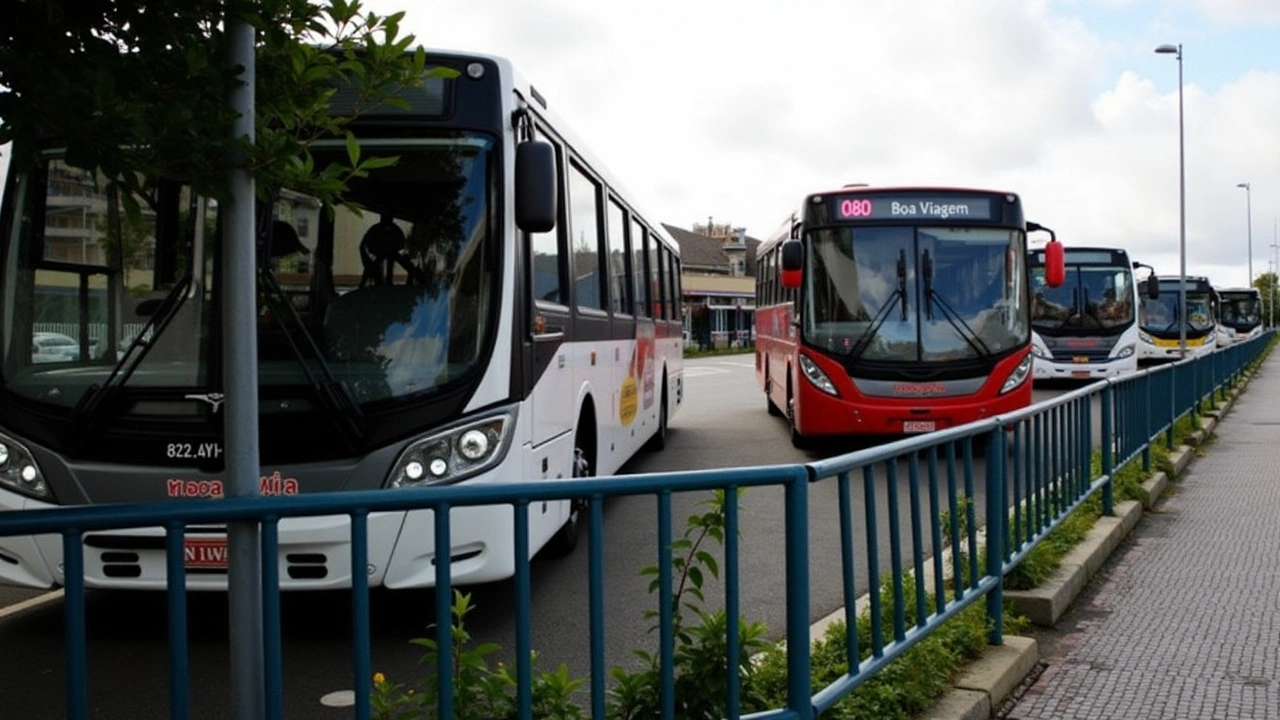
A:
[31,332,81,363]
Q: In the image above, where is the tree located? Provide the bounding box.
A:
[1252,271,1278,327]
[0,0,444,217]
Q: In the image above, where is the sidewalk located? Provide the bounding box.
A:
[1006,351,1280,719]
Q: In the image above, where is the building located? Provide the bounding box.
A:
[662,221,760,350]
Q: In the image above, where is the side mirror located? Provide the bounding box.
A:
[515,140,557,233]
[1027,221,1065,288]
[1147,281,1160,300]
[780,240,803,289]
[1042,239,1065,288]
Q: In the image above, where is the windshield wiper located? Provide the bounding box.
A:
[848,250,908,358]
[258,218,365,451]
[69,272,194,450]
[921,249,994,363]
[69,189,199,451]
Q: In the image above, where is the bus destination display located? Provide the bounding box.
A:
[829,194,996,222]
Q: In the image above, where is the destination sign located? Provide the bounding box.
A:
[829,195,996,222]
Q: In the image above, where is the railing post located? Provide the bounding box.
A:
[1207,352,1218,410]
[785,472,814,719]
[1101,382,1114,515]
[1141,371,1151,473]
[984,425,1005,645]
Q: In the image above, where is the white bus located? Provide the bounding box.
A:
[0,49,683,590]
[1137,275,1219,362]
[1028,246,1140,380]
[1215,287,1264,346]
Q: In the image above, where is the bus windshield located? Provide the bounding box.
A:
[1219,292,1262,329]
[1,134,497,411]
[804,225,1027,363]
[1139,291,1215,333]
[1031,264,1134,332]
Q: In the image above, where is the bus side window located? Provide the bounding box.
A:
[605,198,630,316]
[566,161,605,311]
[632,220,650,318]
[529,129,566,306]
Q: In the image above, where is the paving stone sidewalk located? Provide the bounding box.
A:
[1007,352,1280,720]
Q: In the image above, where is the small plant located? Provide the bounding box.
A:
[370,591,585,720]
[749,572,1006,720]
[608,489,772,719]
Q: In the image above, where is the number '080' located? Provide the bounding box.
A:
[840,199,873,217]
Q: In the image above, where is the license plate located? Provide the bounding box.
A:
[184,538,228,569]
[1072,371,1090,378]
[903,420,936,433]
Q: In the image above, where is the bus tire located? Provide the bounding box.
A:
[645,383,669,451]
[787,386,811,450]
[549,431,592,556]
[765,367,783,417]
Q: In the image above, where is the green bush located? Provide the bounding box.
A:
[748,573,1010,719]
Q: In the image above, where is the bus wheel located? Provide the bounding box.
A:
[766,369,783,417]
[645,386,669,451]
[549,447,590,556]
[787,390,810,450]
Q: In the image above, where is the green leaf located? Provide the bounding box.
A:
[695,551,719,579]
[345,132,360,166]
[355,154,398,172]
[687,566,703,591]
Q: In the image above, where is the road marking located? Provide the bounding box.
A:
[0,589,63,620]
[320,690,354,707]
[716,361,755,368]
[682,367,727,377]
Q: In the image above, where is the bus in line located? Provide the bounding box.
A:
[1137,275,1219,362]
[1215,287,1264,346]
[753,185,1063,447]
[1028,246,1141,381]
[0,49,684,590]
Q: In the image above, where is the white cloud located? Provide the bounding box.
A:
[1192,0,1280,26]
[374,0,1278,286]
[3,1,1275,290]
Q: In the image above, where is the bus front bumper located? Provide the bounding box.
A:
[0,486,529,591]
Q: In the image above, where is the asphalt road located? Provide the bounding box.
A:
[0,356,1087,719]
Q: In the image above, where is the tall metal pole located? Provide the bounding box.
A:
[225,14,265,720]
[1237,182,1252,285]
[1272,223,1279,327]
[1176,47,1186,358]
[1156,43,1186,357]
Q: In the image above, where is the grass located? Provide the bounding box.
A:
[749,574,1023,720]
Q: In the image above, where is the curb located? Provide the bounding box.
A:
[1002,500,1142,627]
[915,364,1255,720]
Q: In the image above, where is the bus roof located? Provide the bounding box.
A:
[429,47,681,256]
[758,185,1021,255]
[806,184,1017,199]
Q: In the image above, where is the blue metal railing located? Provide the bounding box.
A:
[0,332,1271,719]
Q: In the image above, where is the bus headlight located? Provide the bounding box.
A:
[1138,331,1153,344]
[1114,344,1135,359]
[798,354,839,396]
[0,432,49,500]
[1000,354,1034,395]
[387,411,515,488]
[1030,344,1051,360]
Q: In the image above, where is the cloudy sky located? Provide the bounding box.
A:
[369,0,1280,290]
[3,0,1277,289]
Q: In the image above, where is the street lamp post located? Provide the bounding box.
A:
[1155,43,1186,357]
[1237,182,1252,286]
[1272,234,1279,327]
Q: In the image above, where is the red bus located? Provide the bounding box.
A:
[754,186,1063,447]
